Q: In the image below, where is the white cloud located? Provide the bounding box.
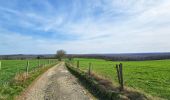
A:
[0,0,170,54]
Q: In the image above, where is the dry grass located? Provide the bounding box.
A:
[14,72,28,83]
[86,71,158,100]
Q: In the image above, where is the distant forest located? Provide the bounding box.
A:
[68,53,170,61]
[1,53,170,61]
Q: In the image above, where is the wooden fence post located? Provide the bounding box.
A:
[26,61,29,76]
[0,61,1,70]
[88,63,91,76]
[116,64,121,84]
[38,60,40,67]
[44,61,46,67]
[119,63,124,91]
[77,60,79,68]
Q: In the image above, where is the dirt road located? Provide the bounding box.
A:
[18,62,94,100]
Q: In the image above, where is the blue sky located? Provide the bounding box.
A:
[0,0,170,54]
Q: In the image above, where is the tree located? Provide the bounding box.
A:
[36,55,44,59]
[56,50,66,61]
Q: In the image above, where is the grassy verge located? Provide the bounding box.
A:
[65,62,150,100]
[0,63,58,100]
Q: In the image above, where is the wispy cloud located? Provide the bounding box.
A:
[0,0,170,54]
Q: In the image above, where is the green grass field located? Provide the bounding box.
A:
[0,59,56,84]
[0,59,57,99]
[72,58,170,99]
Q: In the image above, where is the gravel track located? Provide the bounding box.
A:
[17,62,94,100]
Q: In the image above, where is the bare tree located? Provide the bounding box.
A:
[56,50,66,61]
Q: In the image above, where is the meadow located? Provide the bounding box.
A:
[72,58,170,99]
[0,59,57,99]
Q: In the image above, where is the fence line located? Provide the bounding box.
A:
[71,60,124,91]
[0,59,58,84]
